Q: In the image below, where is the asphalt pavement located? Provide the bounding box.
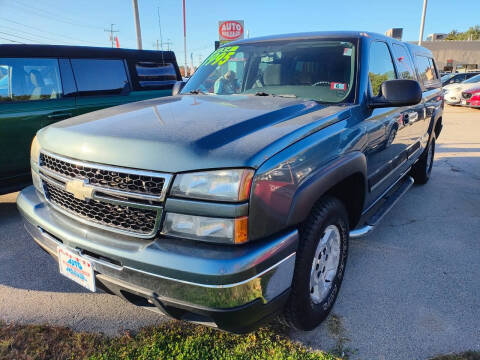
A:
[0,106,479,359]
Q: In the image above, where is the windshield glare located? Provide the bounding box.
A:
[463,74,480,84]
[182,40,357,103]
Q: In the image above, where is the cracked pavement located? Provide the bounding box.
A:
[0,106,479,358]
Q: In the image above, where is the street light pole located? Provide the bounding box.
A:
[132,0,143,50]
[418,0,428,45]
[183,0,187,77]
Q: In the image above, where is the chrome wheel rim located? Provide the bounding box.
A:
[310,225,341,304]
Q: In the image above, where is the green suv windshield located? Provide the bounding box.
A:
[182,39,357,103]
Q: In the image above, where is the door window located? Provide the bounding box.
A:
[392,44,416,80]
[415,55,439,88]
[71,59,129,96]
[0,58,62,102]
[368,42,397,96]
[135,62,178,89]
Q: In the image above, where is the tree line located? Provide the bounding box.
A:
[446,26,480,40]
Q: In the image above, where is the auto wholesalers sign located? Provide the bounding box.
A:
[219,20,244,42]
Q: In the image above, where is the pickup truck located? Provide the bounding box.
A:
[17,31,443,333]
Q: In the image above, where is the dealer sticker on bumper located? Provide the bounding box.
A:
[57,246,96,292]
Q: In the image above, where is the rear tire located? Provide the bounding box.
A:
[411,136,436,185]
[282,196,349,330]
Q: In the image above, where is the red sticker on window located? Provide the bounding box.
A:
[331,82,347,90]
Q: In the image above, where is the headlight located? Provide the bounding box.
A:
[30,136,41,168]
[161,213,248,244]
[171,169,254,202]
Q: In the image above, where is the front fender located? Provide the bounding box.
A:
[286,151,367,226]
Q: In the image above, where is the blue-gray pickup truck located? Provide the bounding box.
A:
[17,31,443,333]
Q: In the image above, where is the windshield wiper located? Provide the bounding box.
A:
[187,89,205,95]
[254,91,297,98]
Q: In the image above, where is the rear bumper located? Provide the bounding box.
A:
[17,186,298,332]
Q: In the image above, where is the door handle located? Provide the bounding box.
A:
[403,111,418,124]
[47,112,72,120]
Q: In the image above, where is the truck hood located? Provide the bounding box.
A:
[38,95,351,173]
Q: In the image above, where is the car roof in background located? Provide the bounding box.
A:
[0,44,177,61]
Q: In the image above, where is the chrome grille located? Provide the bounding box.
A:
[45,183,158,235]
[40,153,165,196]
[38,151,172,238]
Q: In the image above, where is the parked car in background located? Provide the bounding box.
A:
[17,31,443,333]
[442,72,480,86]
[444,74,480,105]
[0,45,181,194]
[461,86,480,108]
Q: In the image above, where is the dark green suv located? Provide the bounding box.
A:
[0,45,181,194]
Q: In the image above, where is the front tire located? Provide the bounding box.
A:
[282,196,349,330]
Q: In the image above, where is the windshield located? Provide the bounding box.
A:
[463,74,480,84]
[182,39,357,103]
[441,74,454,81]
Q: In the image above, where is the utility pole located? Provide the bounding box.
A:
[132,0,142,50]
[104,24,119,48]
[182,0,187,77]
[418,0,428,45]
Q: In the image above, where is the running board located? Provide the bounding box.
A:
[350,176,414,238]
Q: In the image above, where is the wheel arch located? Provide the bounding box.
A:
[286,151,367,230]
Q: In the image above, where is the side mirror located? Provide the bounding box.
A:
[369,79,422,108]
[172,81,186,96]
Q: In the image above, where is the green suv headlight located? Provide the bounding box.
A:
[171,169,254,202]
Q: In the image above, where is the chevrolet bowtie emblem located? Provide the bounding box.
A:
[65,179,94,201]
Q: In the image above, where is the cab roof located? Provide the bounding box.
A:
[0,44,177,61]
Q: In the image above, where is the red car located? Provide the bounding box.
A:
[461,87,480,108]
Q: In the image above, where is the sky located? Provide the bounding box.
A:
[0,0,479,66]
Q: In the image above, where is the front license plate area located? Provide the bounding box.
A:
[57,246,96,292]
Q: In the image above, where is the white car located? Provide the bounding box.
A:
[444,74,480,105]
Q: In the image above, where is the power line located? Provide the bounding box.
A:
[0,31,42,44]
[0,17,107,46]
[0,36,23,44]
[0,25,68,44]
[8,0,104,31]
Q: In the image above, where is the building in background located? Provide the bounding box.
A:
[385,28,403,40]
[427,33,448,41]
[414,40,480,71]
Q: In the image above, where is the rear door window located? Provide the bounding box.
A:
[0,58,62,102]
[368,41,397,96]
[392,44,416,80]
[415,55,440,89]
[71,59,129,96]
[135,62,178,89]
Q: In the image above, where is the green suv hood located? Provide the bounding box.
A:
[38,95,350,173]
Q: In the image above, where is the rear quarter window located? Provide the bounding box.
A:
[71,59,129,96]
[135,62,178,89]
[415,55,440,89]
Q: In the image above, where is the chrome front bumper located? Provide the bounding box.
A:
[17,186,297,321]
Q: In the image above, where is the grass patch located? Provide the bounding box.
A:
[0,320,339,360]
[429,352,480,360]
